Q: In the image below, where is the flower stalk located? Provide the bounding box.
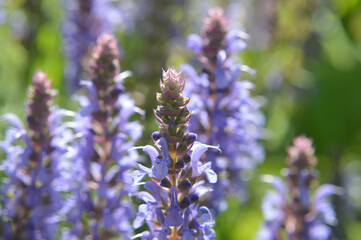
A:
[183,7,264,213]
[132,67,219,239]
[64,33,142,239]
[258,136,342,240]
[1,71,69,240]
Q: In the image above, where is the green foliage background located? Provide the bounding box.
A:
[1,0,361,239]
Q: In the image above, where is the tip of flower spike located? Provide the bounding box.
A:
[293,136,313,152]
[203,7,227,34]
[96,33,118,53]
[31,70,54,94]
[286,135,316,168]
[162,67,184,88]
[32,70,49,85]
[206,7,226,24]
[90,33,120,81]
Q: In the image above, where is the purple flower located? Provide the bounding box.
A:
[0,71,71,240]
[152,137,171,178]
[63,33,142,239]
[62,0,134,91]
[131,67,218,239]
[258,136,343,240]
[166,186,183,227]
[183,7,264,213]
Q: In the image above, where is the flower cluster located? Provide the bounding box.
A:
[182,7,264,212]
[0,71,70,240]
[63,33,142,239]
[258,136,342,240]
[62,0,130,91]
[131,67,220,239]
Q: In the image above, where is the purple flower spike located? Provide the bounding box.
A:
[183,7,264,214]
[1,71,71,240]
[64,33,142,239]
[258,136,342,240]
[132,67,217,239]
[62,0,133,91]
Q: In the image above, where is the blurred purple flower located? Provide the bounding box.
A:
[63,33,143,239]
[0,71,72,240]
[62,0,135,91]
[258,136,343,240]
[183,7,264,213]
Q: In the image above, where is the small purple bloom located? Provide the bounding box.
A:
[183,7,264,214]
[1,71,71,240]
[258,136,342,240]
[62,0,134,91]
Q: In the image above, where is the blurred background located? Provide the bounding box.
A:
[0,0,361,239]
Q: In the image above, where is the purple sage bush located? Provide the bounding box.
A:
[182,7,265,213]
[258,136,342,240]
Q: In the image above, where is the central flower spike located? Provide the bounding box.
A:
[154,67,193,157]
[132,67,220,239]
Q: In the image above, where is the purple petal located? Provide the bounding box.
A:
[215,67,232,90]
[144,181,162,205]
[261,192,284,221]
[155,208,166,225]
[152,160,168,178]
[261,175,287,199]
[197,206,213,223]
[191,144,209,176]
[309,223,331,240]
[90,162,101,181]
[143,145,159,165]
[133,204,150,229]
[166,208,183,227]
[132,164,152,185]
[166,186,183,226]
[134,191,156,204]
[182,232,196,240]
[187,34,203,54]
[105,165,120,182]
[2,113,24,129]
[80,80,98,102]
[138,164,152,174]
[225,29,249,43]
[158,137,169,161]
[314,184,343,204]
[205,168,217,184]
[191,143,221,177]
[181,64,198,79]
[317,201,337,225]
[216,50,227,66]
[228,39,247,52]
